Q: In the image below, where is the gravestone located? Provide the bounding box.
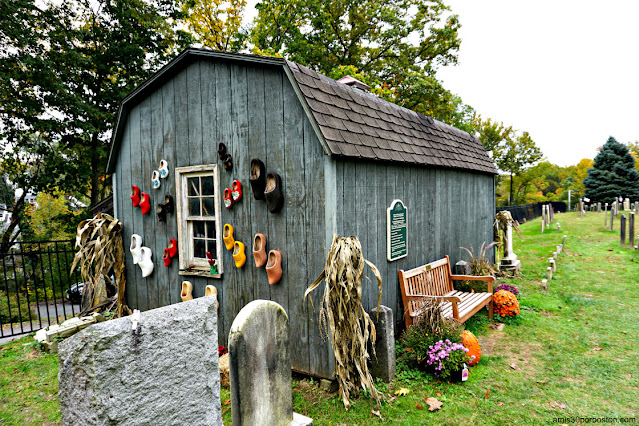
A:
[629,213,635,249]
[610,208,615,231]
[229,300,312,426]
[621,214,626,245]
[547,267,552,280]
[624,198,630,211]
[541,279,548,291]
[604,208,608,228]
[369,305,396,383]
[597,202,601,212]
[58,297,222,426]
[541,218,545,233]
[500,216,521,272]
[549,258,556,273]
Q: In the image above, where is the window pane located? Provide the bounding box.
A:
[188,177,200,196]
[193,239,206,258]
[206,240,217,258]
[202,197,215,216]
[206,221,216,238]
[189,198,201,216]
[201,176,215,196]
[193,221,205,238]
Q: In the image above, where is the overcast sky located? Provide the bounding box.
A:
[437,0,639,167]
[244,1,639,167]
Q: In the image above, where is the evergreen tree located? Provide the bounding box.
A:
[583,137,639,203]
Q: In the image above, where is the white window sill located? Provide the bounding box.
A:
[178,269,222,279]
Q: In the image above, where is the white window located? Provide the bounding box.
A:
[175,164,223,276]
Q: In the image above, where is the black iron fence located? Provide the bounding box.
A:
[0,240,82,338]
[497,201,567,224]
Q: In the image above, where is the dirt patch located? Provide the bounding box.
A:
[479,329,544,374]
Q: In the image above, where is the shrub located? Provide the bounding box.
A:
[0,290,38,325]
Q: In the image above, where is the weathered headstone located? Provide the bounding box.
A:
[541,218,545,233]
[629,213,635,249]
[597,202,601,212]
[553,251,558,260]
[549,258,556,273]
[610,208,615,231]
[58,297,222,426]
[369,305,396,383]
[541,279,548,291]
[624,198,630,211]
[557,245,562,254]
[229,300,312,426]
[547,267,553,281]
[620,214,626,245]
[604,208,608,228]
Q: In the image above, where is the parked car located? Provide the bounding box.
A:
[65,282,85,303]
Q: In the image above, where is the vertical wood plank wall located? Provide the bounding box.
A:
[113,57,495,377]
[335,161,495,334]
[114,60,332,378]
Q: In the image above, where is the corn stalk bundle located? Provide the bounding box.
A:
[71,213,130,318]
[494,210,521,237]
[304,235,383,415]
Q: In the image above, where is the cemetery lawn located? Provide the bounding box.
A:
[1,211,637,425]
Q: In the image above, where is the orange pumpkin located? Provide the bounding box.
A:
[493,290,520,317]
[461,330,481,366]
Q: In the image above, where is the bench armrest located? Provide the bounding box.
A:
[450,274,494,293]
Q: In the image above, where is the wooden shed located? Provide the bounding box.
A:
[106,48,498,379]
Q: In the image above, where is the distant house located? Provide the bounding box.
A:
[106,48,497,379]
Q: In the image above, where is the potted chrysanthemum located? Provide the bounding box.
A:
[426,339,470,382]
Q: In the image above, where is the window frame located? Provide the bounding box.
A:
[175,164,223,277]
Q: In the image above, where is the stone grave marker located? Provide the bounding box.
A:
[541,279,548,291]
[58,297,223,426]
[629,213,635,249]
[547,267,553,281]
[549,258,556,273]
[229,300,312,426]
[369,305,396,383]
[621,214,626,245]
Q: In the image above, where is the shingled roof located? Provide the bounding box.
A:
[287,61,497,175]
[106,48,497,175]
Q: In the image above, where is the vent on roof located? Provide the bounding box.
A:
[337,75,371,92]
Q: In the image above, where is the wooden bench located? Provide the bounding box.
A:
[398,256,494,326]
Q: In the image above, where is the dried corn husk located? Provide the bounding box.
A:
[71,213,130,318]
[494,210,521,237]
[305,234,382,416]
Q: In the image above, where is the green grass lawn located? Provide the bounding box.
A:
[2,212,638,425]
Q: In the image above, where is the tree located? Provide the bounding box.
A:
[0,0,189,208]
[180,0,247,51]
[495,131,543,206]
[627,141,639,174]
[252,0,460,77]
[24,190,84,241]
[583,137,639,203]
[250,0,469,128]
[471,115,514,159]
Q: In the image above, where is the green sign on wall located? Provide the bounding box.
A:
[387,199,407,261]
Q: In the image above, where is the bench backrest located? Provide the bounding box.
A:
[398,256,454,325]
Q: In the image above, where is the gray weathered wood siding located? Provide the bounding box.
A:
[333,161,495,334]
[114,59,333,378]
[113,56,496,379]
